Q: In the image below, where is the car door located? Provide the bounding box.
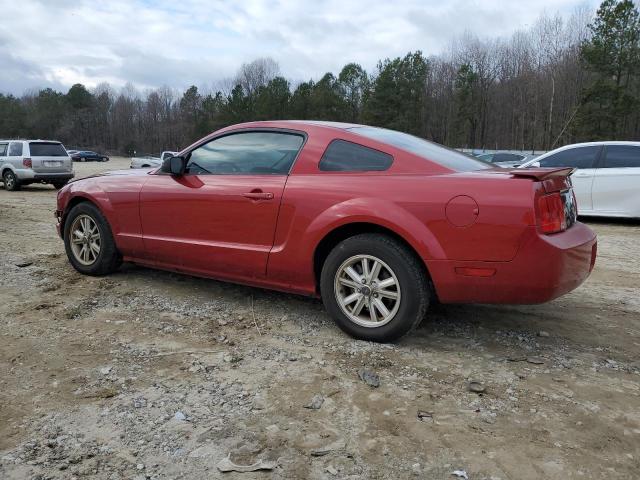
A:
[139,130,306,280]
[592,144,640,217]
[537,145,601,212]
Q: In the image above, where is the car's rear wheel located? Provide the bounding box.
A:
[3,170,20,191]
[64,202,121,276]
[320,234,429,342]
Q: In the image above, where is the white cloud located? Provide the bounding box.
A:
[0,0,596,94]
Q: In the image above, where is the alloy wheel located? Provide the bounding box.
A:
[69,214,101,265]
[334,254,401,328]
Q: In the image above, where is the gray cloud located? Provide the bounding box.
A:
[0,0,597,95]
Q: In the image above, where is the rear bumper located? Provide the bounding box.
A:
[428,222,597,304]
[16,169,74,182]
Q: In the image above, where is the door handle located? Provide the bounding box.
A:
[242,191,274,200]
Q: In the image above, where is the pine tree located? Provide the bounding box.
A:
[575,0,640,139]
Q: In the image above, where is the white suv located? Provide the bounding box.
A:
[0,140,74,191]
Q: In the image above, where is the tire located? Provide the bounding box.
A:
[320,234,429,342]
[63,202,122,276]
[3,170,20,191]
[80,157,86,162]
[53,181,68,190]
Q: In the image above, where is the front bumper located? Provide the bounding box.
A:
[428,222,597,304]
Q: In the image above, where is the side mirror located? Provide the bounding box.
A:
[527,161,540,168]
[162,156,186,176]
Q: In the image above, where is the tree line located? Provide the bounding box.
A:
[1,0,639,156]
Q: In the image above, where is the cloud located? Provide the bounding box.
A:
[0,0,597,95]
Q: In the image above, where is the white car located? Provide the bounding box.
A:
[130,151,177,169]
[519,141,640,218]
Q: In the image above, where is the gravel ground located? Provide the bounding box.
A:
[1,157,639,479]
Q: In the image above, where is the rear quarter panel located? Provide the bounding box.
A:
[267,169,537,295]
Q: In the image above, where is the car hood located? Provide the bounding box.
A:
[70,168,155,183]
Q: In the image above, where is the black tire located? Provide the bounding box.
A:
[63,202,122,276]
[53,181,68,190]
[320,234,429,342]
[3,170,20,191]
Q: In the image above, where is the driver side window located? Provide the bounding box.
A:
[186,131,304,175]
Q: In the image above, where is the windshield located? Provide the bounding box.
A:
[349,126,491,171]
[30,142,67,157]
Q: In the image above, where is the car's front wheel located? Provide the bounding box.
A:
[3,170,20,191]
[64,202,122,275]
[320,234,429,342]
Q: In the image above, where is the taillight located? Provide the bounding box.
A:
[537,191,566,234]
[23,158,32,168]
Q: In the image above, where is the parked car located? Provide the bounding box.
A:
[130,151,177,169]
[519,141,640,218]
[1,139,74,190]
[71,150,109,162]
[476,152,536,168]
[55,121,597,342]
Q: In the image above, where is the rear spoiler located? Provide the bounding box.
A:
[505,167,576,181]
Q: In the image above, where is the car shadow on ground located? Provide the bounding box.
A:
[114,262,578,360]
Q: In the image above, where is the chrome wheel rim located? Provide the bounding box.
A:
[334,254,401,328]
[70,214,101,265]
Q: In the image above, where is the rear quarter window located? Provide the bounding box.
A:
[29,142,67,157]
[9,142,23,156]
[0,143,7,156]
[319,139,393,172]
[349,126,491,171]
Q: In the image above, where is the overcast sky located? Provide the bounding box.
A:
[0,0,596,95]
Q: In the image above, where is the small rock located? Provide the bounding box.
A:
[15,261,33,268]
[304,394,324,410]
[526,357,545,365]
[452,470,469,479]
[100,366,113,375]
[326,465,338,475]
[417,410,433,421]
[412,463,421,475]
[507,356,527,362]
[468,381,486,393]
[357,369,380,388]
[136,463,145,470]
[174,411,186,421]
[537,331,550,337]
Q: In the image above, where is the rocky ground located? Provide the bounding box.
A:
[1,157,639,479]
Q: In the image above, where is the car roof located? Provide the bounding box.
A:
[0,139,61,142]
[226,120,366,131]
[520,140,640,167]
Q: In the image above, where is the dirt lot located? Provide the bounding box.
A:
[1,157,639,479]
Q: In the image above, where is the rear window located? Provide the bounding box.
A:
[0,143,7,156]
[349,126,491,171]
[319,140,393,172]
[29,142,67,157]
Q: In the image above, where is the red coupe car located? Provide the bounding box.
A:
[55,121,597,342]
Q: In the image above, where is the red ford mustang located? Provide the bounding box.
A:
[55,121,597,342]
